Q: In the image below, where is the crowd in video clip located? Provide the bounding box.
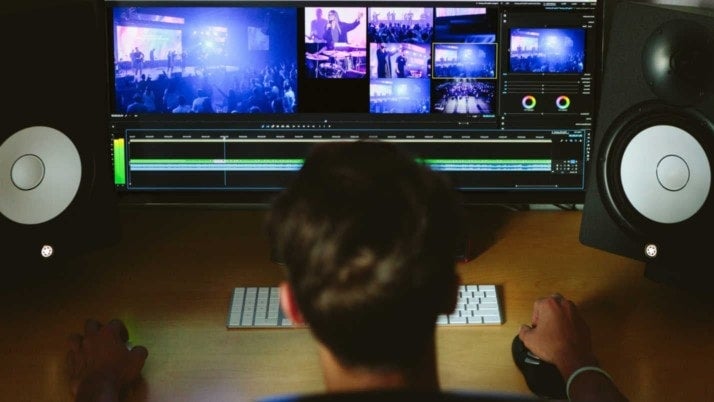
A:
[509,28,585,74]
[370,79,430,114]
[112,7,298,114]
[367,8,433,43]
[431,7,497,114]
[432,79,496,114]
[433,43,496,78]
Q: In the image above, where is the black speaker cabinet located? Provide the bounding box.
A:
[0,0,118,266]
[580,1,714,292]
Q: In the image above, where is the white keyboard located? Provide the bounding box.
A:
[227,284,503,328]
[437,284,503,325]
[227,286,292,328]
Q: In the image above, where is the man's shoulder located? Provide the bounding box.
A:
[258,390,543,402]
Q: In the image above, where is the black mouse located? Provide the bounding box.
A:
[511,335,566,399]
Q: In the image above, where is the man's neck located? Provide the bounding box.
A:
[318,344,440,393]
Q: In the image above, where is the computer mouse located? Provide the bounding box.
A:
[511,335,566,399]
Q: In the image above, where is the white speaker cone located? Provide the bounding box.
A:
[0,126,81,225]
[620,125,710,224]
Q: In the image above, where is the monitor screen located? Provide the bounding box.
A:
[104,0,602,206]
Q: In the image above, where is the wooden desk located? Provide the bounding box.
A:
[1,208,711,402]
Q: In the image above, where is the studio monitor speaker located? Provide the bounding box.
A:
[0,0,118,266]
[580,1,714,292]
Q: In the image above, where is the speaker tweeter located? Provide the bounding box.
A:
[641,19,714,105]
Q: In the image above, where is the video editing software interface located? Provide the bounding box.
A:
[106,0,600,203]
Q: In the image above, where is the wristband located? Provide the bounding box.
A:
[566,366,613,401]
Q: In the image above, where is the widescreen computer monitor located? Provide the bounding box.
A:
[105,0,603,206]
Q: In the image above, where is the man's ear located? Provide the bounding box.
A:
[440,273,461,315]
[280,281,305,324]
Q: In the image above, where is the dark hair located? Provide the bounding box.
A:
[267,140,463,369]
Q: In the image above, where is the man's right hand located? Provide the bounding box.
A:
[518,294,598,379]
[519,294,628,402]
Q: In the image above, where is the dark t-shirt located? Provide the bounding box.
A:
[259,389,543,402]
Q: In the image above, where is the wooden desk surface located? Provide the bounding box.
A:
[1,207,712,402]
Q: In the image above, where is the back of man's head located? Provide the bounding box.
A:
[267,140,464,370]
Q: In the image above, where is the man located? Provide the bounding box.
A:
[376,44,398,78]
[310,8,327,40]
[125,93,148,113]
[67,141,628,402]
[130,47,144,76]
[396,49,407,78]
